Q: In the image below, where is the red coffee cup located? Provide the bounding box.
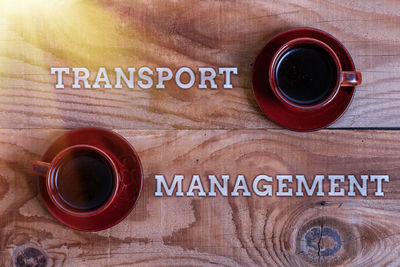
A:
[269,37,362,110]
[31,145,119,217]
[29,128,143,231]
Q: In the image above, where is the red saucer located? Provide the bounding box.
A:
[38,128,143,231]
[252,28,356,131]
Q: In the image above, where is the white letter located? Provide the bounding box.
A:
[138,67,153,89]
[115,67,135,88]
[328,175,345,196]
[72,68,91,88]
[155,175,184,196]
[156,67,173,89]
[50,67,69,88]
[296,175,324,196]
[370,175,389,196]
[208,175,229,196]
[252,175,272,197]
[231,175,251,196]
[93,67,112,89]
[348,175,368,196]
[276,175,293,196]
[175,67,195,89]
[218,67,238,89]
[198,67,217,89]
[186,175,206,197]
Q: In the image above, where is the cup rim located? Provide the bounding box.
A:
[269,37,343,110]
[46,144,120,217]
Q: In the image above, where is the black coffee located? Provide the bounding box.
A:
[56,150,114,211]
[275,44,337,105]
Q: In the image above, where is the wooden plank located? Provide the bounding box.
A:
[0,0,399,129]
[0,129,400,266]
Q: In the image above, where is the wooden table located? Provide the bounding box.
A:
[1,0,400,266]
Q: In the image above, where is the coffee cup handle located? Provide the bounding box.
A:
[30,161,51,176]
[341,71,362,86]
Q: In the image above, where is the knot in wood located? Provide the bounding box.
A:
[296,217,359,266]
[13,244,47,267]
[303,226,342,258]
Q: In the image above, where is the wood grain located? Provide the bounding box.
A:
[1,0,400,266]
[0,0,399,129]
[0,129,400,266]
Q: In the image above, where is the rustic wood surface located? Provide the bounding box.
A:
[0,130,400,266]
[1,0,400,266]
[0,0,399,129]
